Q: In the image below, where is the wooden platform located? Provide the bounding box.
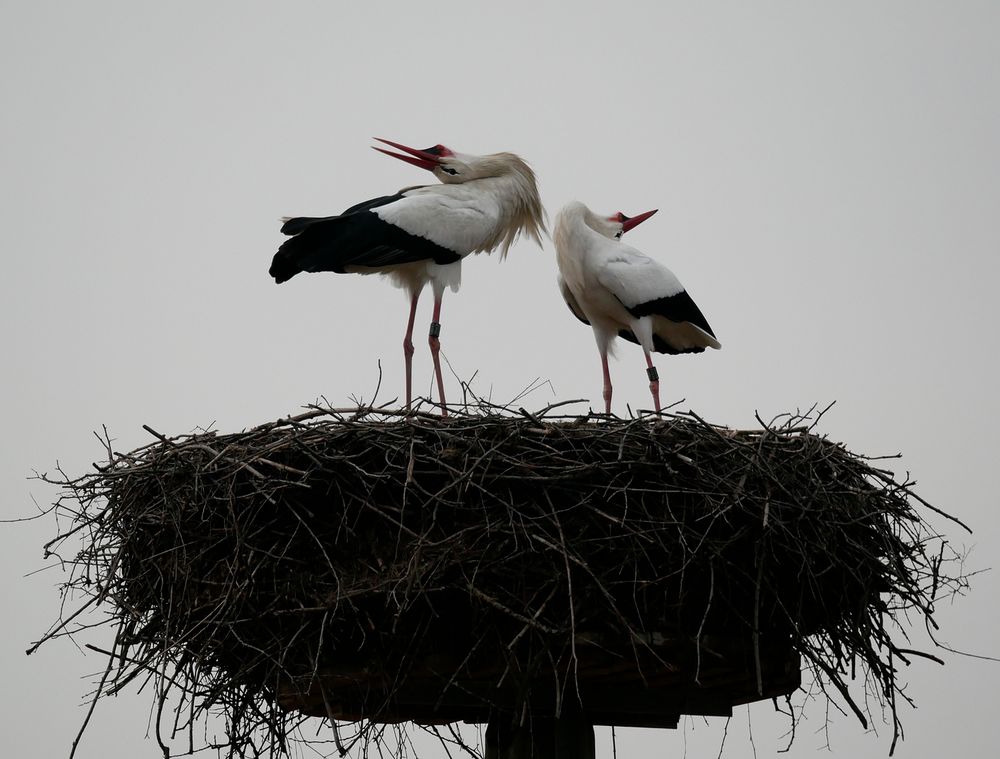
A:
[276,632,801,728]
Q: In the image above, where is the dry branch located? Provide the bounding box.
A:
[33,403,970,757]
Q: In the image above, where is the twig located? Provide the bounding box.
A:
[30,403,972,759]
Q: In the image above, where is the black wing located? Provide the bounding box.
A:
[279,194,407,236]
[270,193,461,284]
[614,290,719,355]
[624,291,718,340]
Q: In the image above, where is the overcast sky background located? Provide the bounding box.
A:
[2,2,998,757]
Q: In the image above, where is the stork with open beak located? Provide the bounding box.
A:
[270,139,546,416]
[554,201,721,415]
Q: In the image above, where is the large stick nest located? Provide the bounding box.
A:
[36,403,970,757]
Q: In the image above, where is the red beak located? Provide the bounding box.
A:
[372,137,443,172]
[620,209,658,233]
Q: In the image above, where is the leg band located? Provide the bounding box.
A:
[646,366,659,382]
[429,322,441,338]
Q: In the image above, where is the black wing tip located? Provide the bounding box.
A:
[653,337,708,355]
[269,250,301,284]
[280,217,314,235]
[616,330,712,355]
[628,293,717,338]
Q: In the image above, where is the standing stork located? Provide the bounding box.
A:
[269,139,546,415]
[554,201,720,415]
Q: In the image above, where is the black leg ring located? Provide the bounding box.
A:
[429,322,441,338]
[646,366,659,382]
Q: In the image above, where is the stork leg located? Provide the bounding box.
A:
[600,350,613,415]
[428,295,448,417]
[402,292,420,410]
[644,352,661,414]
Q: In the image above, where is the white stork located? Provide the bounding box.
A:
[270,139,546,415]
[554,201,721,415]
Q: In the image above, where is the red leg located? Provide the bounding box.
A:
[644,351,661,414]
[601,350,613,415]
[428,295,448,417]
[403,292,419,409]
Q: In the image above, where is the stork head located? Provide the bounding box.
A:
[374,137,547,252]
[607,209,658,239]
[373,138,482,184]
[572,204,658,239]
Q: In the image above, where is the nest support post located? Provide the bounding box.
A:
[486,711,594,759]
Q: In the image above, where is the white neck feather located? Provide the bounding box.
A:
[473,154,547,257]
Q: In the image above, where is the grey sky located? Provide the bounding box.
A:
[2,1,998,756]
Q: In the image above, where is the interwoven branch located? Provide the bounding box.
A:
[33,403,970,757]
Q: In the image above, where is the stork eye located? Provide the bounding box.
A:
[441,167,458,175]
[423,144,452,156]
